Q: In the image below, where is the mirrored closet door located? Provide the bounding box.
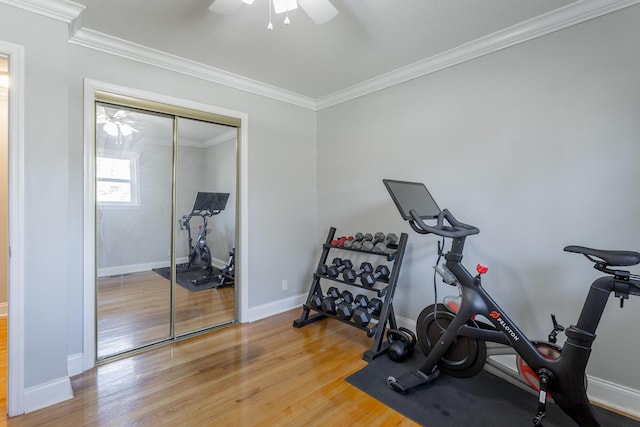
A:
[95,96,238,361]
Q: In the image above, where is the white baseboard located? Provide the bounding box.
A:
[24,376,73,413]
[588,375,640,419]
[67,353,84,377]
[0,302,7,317]
[246,293,307,323]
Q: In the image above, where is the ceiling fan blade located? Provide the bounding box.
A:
[298,0,338,24]
[273,0,298,14]
[209,0,243,14]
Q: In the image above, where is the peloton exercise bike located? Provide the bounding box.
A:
[383,179,640,426]
[178,191,229,286]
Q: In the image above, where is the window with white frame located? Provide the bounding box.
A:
[96,153,140,205]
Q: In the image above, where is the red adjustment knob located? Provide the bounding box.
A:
[476,264,488,275]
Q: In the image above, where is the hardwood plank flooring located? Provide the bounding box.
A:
[5,309,418,426]
[97,271,235,358]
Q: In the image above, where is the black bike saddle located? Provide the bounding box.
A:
[564,245,640,267]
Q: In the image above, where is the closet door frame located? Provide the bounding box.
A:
[83,79,248,370]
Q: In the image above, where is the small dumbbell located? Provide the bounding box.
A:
[362,232,386,251]
[321,288,354,313]
[343,232,365,248]
[352,233,373,250]
[342,262,374,283]
[331,235,353,247]
[336,294,369,320]
[363,232,399,252]
[352,297,383,326]
[360,265,391,287]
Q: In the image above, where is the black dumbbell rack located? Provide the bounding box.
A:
[293,227,408,361]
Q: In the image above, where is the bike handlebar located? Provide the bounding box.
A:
[409,209,480,239]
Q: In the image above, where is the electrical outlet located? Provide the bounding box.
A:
[282,279,288,291]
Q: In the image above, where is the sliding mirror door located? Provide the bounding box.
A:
[175,118,237,335]
[95,97,238,361]
[95,103,174,359]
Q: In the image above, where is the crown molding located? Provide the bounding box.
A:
[0,0,84,23]
[316,0,640,109]
[69,28,317,111]
[4,0,639,111]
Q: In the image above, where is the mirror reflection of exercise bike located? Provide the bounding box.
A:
[178,192,231,287]
[383,179,640,426]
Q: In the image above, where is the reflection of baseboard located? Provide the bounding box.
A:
[0,302,7,317]
[98,261,172,277]
[98,257,225,277]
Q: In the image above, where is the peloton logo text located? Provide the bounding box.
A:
[489,311,520,342]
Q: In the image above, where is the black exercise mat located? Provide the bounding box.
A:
[346,352,639,426]
[153,265,224,292]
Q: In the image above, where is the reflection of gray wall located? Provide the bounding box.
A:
[176,144,205,261]
[97,140,173,274]
[203,137,236,265]
[98,135,236,274]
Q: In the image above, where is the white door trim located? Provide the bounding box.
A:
[2,39,26,416]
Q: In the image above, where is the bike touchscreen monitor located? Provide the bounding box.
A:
[383,179,441,220]
[192,192,230,214]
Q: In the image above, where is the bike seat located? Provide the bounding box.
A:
[564,245,640,267]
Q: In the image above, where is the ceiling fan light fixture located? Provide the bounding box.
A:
[273,0,297,14]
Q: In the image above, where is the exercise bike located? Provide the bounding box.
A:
[178,191,229,286]
[382,179,640,426]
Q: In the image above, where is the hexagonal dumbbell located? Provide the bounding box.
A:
[352,297,383,326]
[320,287,354,314]
[360,264,391,287]
[317,258,353,278]
[362,232,398,252]
[342,262,374,283]
[336,294,369,320]
[343,232,364,249]
[351,233,373,250]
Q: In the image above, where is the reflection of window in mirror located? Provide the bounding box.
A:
[96,152,140,206]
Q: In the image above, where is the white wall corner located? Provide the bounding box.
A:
[247,293,307,323]
[67,353,84,377]
[24,376,73,413]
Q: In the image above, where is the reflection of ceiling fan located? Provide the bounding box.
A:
[96,106,139,142]
[209,0,338,25]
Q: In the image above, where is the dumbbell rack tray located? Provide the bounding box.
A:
[293,227,408,361]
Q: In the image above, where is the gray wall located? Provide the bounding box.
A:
[0,4,71,388]
[317,5,640,392]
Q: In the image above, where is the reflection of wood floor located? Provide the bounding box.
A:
[97,270,235,358]
[7,309,417,426]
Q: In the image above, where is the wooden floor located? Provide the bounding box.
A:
[5,309,417,426]
[97,271,235,359]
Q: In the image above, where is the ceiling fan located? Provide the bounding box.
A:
[209,0,339,25]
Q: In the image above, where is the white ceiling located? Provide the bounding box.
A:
[70,0,582,99]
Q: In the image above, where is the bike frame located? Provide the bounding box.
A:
[415,234,635,426]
